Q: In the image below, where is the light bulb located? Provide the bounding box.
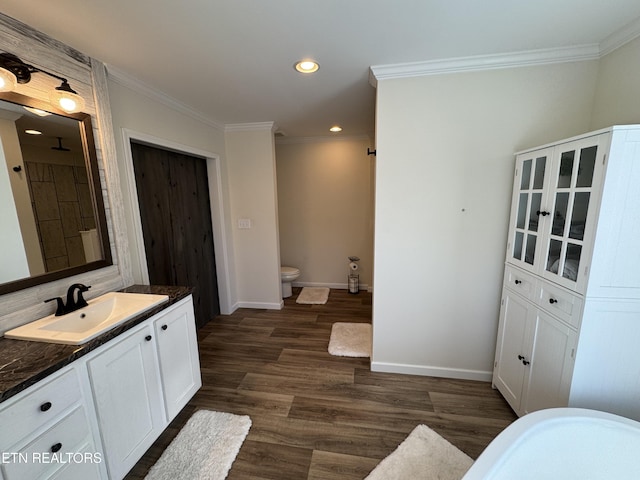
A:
[0,68,17,92]
[50,89,85,113]
[294,60,319,74]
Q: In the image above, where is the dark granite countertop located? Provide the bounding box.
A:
[0,285,193,404]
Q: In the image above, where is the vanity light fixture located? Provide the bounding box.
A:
[329,125,342,132]
[294,60,319,74]
[0,52,85,113]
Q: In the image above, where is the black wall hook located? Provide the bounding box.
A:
[12,165,22,172]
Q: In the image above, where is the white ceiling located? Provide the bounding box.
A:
[2,1,640,138]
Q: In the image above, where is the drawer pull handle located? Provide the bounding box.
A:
[40,401,52,412]
[549,298,558,304]
[145,335,152,341]
[514,280,522,285]
[161,324,168,331]
[51,443,62,453]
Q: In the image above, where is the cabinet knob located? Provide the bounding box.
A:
[161,324,168,331]
[145,335,152,341]
[40,401,52,412]
[514,280,522,285]
[517,355,530,366]
[51,442,62,453]
[549,298,558,304]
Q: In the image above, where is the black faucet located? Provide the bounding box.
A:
[45,283,91,316]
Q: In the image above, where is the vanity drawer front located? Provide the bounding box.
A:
[536,282,583,328]
[0,367,82,451]
[504,265,537,300]
[3,405,91,480]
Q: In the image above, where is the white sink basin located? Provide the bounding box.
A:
[4,292,169,345]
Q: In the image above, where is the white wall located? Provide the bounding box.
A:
[0,135,30,283]
[225,124,282,309]
[276,136,374,289]
[591,36,640,129]
[372,61,599,380]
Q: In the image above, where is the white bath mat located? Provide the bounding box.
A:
[365,424,473,480]
[296,287,330,304]
[145,410,251,480]
[328,322,372,357]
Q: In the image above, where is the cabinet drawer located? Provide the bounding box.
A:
[49,442,104,480]
[0,367,82,451]
[3,406,91,480]
[504,265,537,300]
[535,282,583,328]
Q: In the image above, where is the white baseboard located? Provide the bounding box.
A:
[370,361,492,382]
[233,301,283,310]
[293,281,370,291]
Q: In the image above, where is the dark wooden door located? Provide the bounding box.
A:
[131,142,219,328]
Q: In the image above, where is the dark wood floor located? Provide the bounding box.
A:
[125,288,517,479]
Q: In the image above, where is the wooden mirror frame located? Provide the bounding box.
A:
[0,90,112,295]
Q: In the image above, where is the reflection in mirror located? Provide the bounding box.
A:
[0,91,111,295]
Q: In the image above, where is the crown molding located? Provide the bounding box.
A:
[275,133,372,145]
[369,44,600,86]
[106,64,225,132]
[600,16,640,56]
[224,122,276,132]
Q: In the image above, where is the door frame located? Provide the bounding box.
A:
[120,128,233,314]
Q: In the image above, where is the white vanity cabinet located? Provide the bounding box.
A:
[0,293,201,480]
[86,295,201,479]
[0,365,106,480]
[494,125,640,420]
[153,298,201,421]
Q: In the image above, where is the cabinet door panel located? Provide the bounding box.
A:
[541,136,605,292]
[523,310,576,414]
[507,150,552,273]
[493,292,530,413]
[154,300,202,421]
[87,325,164,480]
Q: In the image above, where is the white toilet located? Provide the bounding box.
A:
[280,266,300,298]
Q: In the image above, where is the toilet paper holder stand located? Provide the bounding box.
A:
[348,256,360,294]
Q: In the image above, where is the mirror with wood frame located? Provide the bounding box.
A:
[0,91,111,295]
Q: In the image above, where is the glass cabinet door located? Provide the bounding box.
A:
[542,139,599,288]
[509,151,550,271]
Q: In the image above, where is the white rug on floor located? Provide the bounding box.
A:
[365,424,473,480]
[145,410,251,480]
[296,287,330,304]
[328,322,372,357]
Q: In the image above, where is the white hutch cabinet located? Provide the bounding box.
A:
[493,125,640,420]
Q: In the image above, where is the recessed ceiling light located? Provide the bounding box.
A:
[294,60,319,74]
[25,129,42,135]
[329,126,342,132]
